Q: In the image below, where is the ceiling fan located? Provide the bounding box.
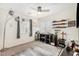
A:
[31,6,50,12]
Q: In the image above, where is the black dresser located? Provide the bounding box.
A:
[35,33,54,44]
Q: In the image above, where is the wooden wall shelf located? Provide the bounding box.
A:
[53,23,67,25]
[53,20,67,23]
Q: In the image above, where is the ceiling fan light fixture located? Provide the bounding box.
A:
[38,6,42,12]
[38,12,41,14]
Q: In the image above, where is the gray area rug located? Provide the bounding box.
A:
[15,42,63,56]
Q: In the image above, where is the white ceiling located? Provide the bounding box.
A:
[0,3,77,18]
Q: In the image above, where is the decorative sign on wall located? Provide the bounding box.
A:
[68,20,76,27]
[55,30,61,33]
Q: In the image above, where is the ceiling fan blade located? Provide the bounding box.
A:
[31,7,37,11]
[41,9,49,12]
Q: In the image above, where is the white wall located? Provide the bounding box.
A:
[38,3,78,41]
[0,8,35,50]
[0,9,6,50]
